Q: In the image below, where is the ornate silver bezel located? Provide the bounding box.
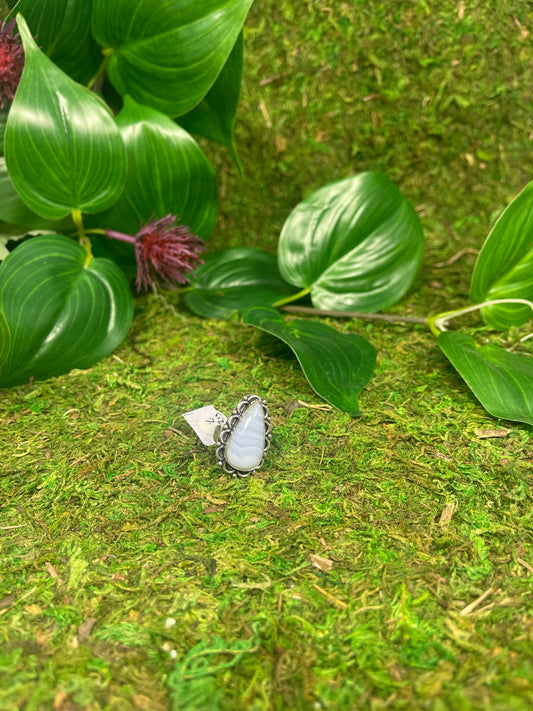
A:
[215,394,272,478]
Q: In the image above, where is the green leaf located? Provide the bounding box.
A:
[4,14,126,220]
[178,32,243,162]
[0,132,74,251]
[91,0,254,117]
[89,235,137,280]
[93,96,217,238]
[277,172,424,312]
[438,331,533,426]
[0,222,70,262]
[0,156,49,226]
[0,225,24,262]
[8,0,101,83]
[0,235,134,387]
[0,158,72,229]
[470,182,533,330]
[243,305,376,415]
[0,108,8,158]
[0,310,10,371]
[183,248,298,319]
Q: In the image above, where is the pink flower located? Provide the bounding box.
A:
[0,19,24,109]
[106,215,206,292]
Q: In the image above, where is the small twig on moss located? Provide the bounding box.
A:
[281,304,428,325]
[458,587,495,616]
[297,399,334,411]
[433,247,479,268]
[313,583,348,609]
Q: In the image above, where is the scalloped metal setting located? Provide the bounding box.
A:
[215,394,272,478]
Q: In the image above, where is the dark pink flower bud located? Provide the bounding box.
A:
[0,20,24,109]
[107,214,206,292]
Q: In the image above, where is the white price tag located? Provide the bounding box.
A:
[182,405,227,446]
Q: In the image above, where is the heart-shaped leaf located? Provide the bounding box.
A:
[277,172,424,312]
[243,305,376,416]
[183,248,298,319]
[93,96,217,239]
[91,0,254,118]
[0,116,43,226]
[178,32,243,163]
[8,0,102,83]
[438,331,533,425]
[4,14,126,220]
[470,181,533,330]
[0,235,133,387]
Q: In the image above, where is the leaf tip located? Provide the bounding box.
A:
[14,13,33,49]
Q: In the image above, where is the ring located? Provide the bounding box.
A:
[215,394,272,477]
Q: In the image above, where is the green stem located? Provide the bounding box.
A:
[72,209,93,267]
[273,286,312,308]
[87,50,112,92]
[427,298,533,337]
[426,309,456,338]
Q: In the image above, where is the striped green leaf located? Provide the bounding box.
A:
[243,305,376,416]
[178,32,243,163]
[1,103,74,246]
[93,95,217,239]
[0,311,10,371]
[91,0,254,117]
[470,182,533,330]
[277,172,424,313]
[0,108,8,158]
[0,156,50,226]
[439,331,533,425]
[8,0,101,83]
[0,235,134,387]
[0,158,71,230]
[4,14,126,220]
[184,248,298,319]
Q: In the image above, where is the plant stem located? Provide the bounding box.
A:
[273,287,311,308]
[281,304,428,325]
[105,229,136,245]
[87,50,111,92]
[71,209,93,267]
[427,298,533,337]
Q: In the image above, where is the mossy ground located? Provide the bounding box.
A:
[1,1,532,709]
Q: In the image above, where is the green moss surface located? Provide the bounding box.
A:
[1,1,532,709]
